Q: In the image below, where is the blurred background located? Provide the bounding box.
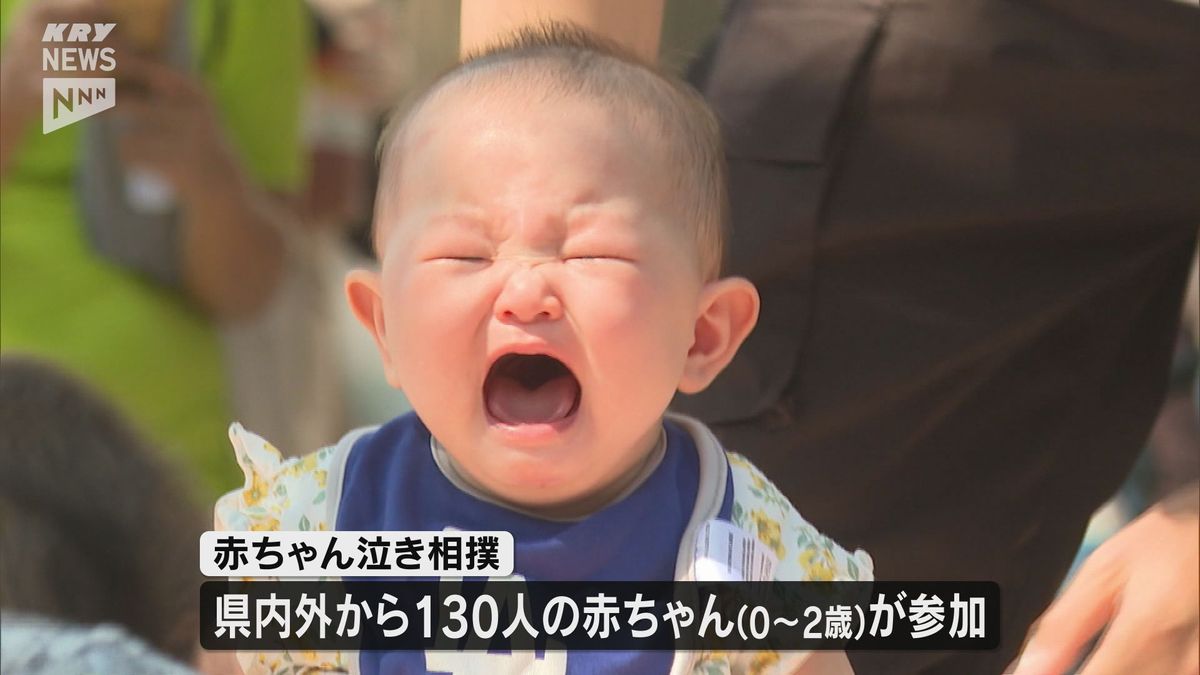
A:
[0,0,738,502]
[4,0,1192,525]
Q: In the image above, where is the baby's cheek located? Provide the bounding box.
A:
[390,274,478,338]
[572,273,650,320]
[594,325,690,409]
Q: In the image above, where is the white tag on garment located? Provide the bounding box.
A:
[693,518,778,582]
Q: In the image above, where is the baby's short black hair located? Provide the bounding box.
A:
[374,22,727,279]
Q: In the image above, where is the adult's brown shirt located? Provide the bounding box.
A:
[674,1,1200,672]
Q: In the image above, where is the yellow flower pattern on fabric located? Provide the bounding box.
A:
[694,651,734,675]
[213,424,348,675]
[249,517,280,532]
[749,508,787,560]
[727,451,872,583]
[697,451,875,674]
[748,651,781,675]
[243,471,272,508]
[797,547,837,582]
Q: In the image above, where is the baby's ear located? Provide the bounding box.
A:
[345,269,401,388]
[678,277,760,394]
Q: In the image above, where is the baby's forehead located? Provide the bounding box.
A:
[376,82,669,226]
[403,73,653,156]
[383,50,694,181]
[372,57,719,278]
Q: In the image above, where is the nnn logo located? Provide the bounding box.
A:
[43,78,115,133]
[42,23,117,133]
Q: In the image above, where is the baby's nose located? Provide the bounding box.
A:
[493,264,563,324]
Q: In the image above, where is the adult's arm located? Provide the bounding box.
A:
[114,56,289,320]
[0,55,37,180]
[0,0,104,179]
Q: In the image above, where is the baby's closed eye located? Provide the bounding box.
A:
[440,255,491,263]
[420,242,494,264]
[560,243,637,263]
[563,253,633,262]
[560,229,640,264]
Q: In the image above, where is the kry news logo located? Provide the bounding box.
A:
[42,22,117,134]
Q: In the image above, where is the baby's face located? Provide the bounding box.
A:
[350,86,751,513]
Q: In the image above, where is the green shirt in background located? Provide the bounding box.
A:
[0,0,310,499]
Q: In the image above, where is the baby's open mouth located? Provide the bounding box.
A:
[483,354,581,425]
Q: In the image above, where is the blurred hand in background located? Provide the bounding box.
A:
[1016,483,1199,675]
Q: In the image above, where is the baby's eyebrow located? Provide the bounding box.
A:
[419,202,644,245]
[564,201,642,237]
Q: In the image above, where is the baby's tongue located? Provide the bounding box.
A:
[486,372,578,425]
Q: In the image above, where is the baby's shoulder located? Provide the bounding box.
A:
[685,451,871,675]
[666,413,873,583]
[212,425,369,675]
[726,451,874,583]
[213,423,367,533]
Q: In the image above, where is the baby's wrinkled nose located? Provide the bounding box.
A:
[493,263,563,324]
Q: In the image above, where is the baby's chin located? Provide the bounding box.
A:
[474,447,589,495]
[462,449,623,517]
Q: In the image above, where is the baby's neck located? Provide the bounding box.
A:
[431,427,667,522]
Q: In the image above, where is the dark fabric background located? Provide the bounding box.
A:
[675,1,1200,672]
